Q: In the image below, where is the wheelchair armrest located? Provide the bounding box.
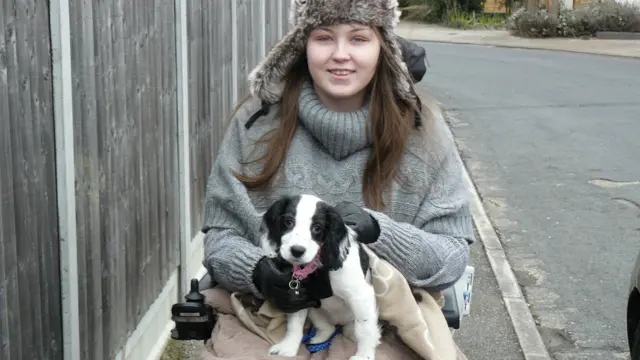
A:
[442,285,460,329]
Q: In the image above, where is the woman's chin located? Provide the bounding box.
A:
[322,87,367,106]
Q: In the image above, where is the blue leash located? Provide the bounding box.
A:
[300,325,342,353]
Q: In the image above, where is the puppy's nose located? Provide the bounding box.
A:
[290,245,306,258]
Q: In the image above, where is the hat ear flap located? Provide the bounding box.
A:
[248,27,307,104]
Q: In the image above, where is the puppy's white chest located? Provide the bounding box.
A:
[317,263,372,325]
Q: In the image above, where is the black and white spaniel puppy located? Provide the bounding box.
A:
[259,194,381,360]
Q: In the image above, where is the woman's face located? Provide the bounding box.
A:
[306,23,381,112]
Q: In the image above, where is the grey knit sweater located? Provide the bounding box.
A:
[202,82,475,298]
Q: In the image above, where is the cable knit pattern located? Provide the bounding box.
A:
[202,92,475,299]
[298,82,371,160]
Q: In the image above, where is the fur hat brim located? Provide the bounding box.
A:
[248,0,417,107]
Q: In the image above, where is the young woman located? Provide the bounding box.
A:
[200,0,474,357]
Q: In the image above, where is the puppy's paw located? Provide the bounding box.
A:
[268,341,300,356]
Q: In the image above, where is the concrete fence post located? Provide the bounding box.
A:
[231,0,239,105]
[50,0,81,359]
[174,0,192,299]
[261,0,267,57]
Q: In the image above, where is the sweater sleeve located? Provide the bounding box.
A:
[201,101,267,299]
[365,130,475,291]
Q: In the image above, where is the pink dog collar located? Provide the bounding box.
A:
[292,251,322,281]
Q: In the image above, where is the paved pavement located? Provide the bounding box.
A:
[415,40,640,359]
[454,229,525,360]
[397,22,640,59]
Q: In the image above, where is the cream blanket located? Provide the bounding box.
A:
[199,249,467,360]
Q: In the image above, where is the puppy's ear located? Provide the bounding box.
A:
[320,205,349,271]
[258,197,290,257]
[257,210,276,258]
[261,196,289,234]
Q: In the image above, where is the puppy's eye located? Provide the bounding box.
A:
[311,224,323,234]
[284,218,295,228]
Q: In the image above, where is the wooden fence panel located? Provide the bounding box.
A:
[67,0,180,358]
[187,0,235,238]
[0,1,63,360]
[265,1,282,57]
[236,0,265,100]
[1,0,295,359]
[283,0,292,35]
[188,0,290,238]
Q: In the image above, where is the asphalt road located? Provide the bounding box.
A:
[416,41,640,359]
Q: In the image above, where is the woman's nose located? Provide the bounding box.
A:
[331,42,351,61]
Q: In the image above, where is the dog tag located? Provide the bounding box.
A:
[289,279,300,293]
[290,278,306,300]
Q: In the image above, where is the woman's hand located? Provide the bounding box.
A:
[252,256,322,313]
[334,201,381,244]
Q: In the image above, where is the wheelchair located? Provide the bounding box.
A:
[170,265,475,341]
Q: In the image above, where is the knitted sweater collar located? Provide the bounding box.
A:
[298,81,371,160]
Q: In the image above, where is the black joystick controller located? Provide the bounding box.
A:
[170,278,217,341]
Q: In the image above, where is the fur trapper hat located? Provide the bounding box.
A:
[248,0,418,108]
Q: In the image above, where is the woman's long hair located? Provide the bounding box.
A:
[233,28,424,211]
